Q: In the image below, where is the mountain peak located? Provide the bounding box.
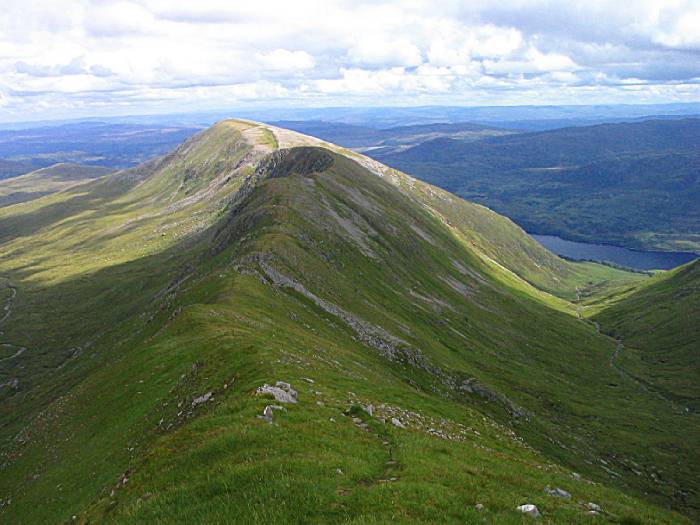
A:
[1,119,697,524]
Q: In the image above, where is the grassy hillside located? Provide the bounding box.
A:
[592,260,700,411]
[0,163,113,207]
[0,120,696,524]
[376,118,700,253]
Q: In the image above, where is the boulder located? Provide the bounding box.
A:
[257,404,285,424]
[587,502,602,512]
[256,381,298,403]
[517,504,540,518]
[191,391,213,407]
[545,486,571,499]
[391,417,406,429]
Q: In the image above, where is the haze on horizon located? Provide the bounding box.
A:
[1,0,699,123]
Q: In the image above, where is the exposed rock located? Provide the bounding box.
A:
[191,391,213,407]
[475,503,485,511]
[458,377,528,420]
[256,381,298,403]
[258,405,274,424]
[517,504,540,518]
[257,147,334,179]
[545,486,571,499]
[587,502,601,512]
[257,404,285,424]
[391,417,406,429]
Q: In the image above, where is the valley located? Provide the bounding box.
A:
[531,234,697,271]
[373,119,700,254]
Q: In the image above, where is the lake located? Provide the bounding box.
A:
[531,234,698,271]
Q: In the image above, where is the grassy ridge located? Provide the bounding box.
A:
[0,121,696,523]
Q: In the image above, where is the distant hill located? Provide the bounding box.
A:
[0,122,201,170]
[377,118,700,253]
[0,163,112,207]
[271,120,514,153]
[0,159,36,181]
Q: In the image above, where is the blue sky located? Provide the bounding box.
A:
[1,0,699,122]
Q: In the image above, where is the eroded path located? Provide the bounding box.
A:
[0,278,26,365]
[594,320,695,415]
[0,279,17,326]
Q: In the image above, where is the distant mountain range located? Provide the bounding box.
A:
[271,120,514,153]
[0,122,202,170]
[375,118,700,253]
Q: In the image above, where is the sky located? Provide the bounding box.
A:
[1,0,699,122]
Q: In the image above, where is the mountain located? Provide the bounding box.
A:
[376,118,700,253]
[0,163,113,207]
[0,120,697,523]
[271,120,514,153]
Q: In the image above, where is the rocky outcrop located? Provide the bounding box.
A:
[256,147,334,179]
[256,381,298,403]
[517,504,540,518]
[545,486,571,499]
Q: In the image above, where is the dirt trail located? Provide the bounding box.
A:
[0,278,26,365]
[0,280,17,325]
[594,320,695,415]
[0,343,25,362]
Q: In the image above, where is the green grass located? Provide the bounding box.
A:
[0,163,112,207]
[593,260,700,409]
[0,120,695,524]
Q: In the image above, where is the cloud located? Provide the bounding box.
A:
[0,0,698,121]
[348,36,423,67]
[85,1,155,36]
[259,49,315,71]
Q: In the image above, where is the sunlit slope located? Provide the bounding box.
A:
[594,259,700,410]
[0,163,113,207]
[0,120,694,524]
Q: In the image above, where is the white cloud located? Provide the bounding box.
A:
[0,0,698,121]
[259,49,315,71]
[85,1,155,36]
[348,36,423,67]
[651,4,700,48]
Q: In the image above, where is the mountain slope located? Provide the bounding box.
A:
[0,120,696,523]
[0,163,113,207]
[376,118,700,253]
[592,259,700,410]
